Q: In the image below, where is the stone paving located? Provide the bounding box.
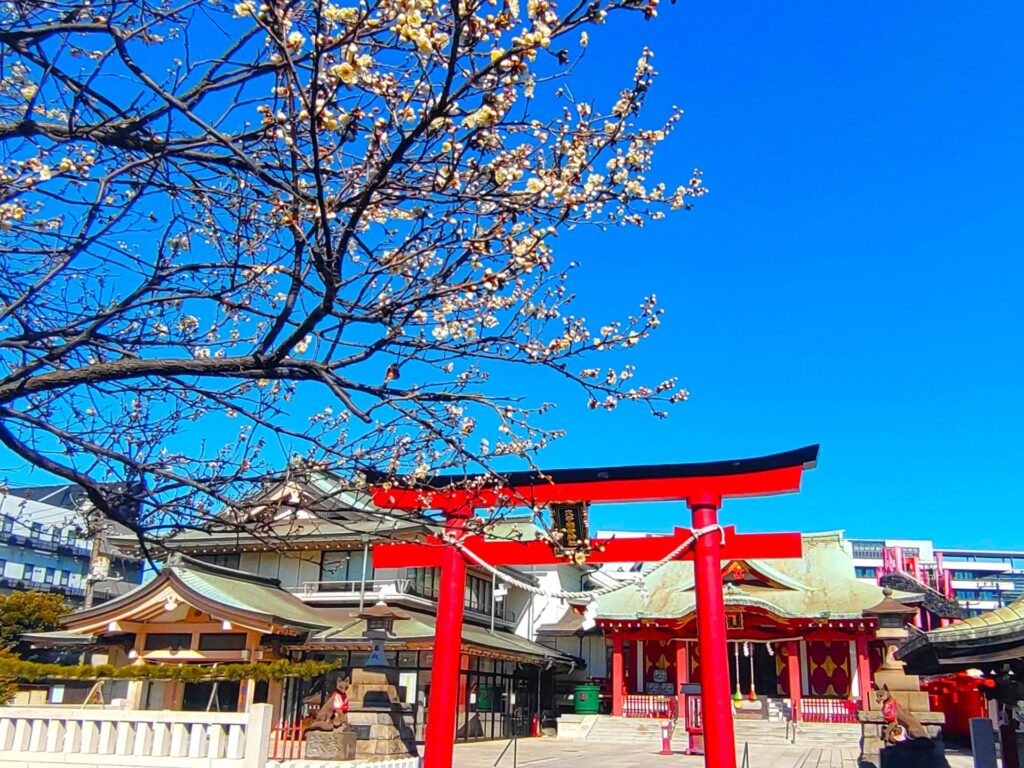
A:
[451,738,977,768]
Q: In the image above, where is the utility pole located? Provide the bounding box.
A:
[83,534,100,609]
[82,509,109,609]
[358,534,370,611]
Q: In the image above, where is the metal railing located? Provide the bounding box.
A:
[298,578,411,596]
[622,695,677,719]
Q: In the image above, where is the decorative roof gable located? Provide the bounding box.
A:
[721,559,809,591]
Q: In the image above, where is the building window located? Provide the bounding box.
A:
[851,542,884,559]
[0,517,13,536]
[321,549,371,583]
[409,569,504,617]
[408,567,440,599]
[952,571,980,581]
[44,568,55,584]
[193,553,241,570]
[854,566,877,579]
[30,522,55,544]
[143,633,192,652]
[465,574,492,615]
[197,633,247,651]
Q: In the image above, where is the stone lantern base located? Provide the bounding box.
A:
[304,727,358,760]
[859,710,947,768]
[858,667,947,768]
[348,666,418,759]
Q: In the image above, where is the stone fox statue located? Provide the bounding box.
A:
[306,678,352,732]
[876,686,929,743]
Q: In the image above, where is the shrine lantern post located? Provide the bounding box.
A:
[371,445,819,768]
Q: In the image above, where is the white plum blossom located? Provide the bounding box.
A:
[0,0,702,542]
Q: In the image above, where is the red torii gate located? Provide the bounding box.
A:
[370,445,819,768]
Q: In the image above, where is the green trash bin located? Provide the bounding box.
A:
[476,684,495,712]
[574,684,601,714]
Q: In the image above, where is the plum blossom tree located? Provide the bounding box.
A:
[0,0,702,546]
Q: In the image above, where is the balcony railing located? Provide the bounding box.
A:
[296,578,516,622]
[4,531,91,557]
[298,578,411,597]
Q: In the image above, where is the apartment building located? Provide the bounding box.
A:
[848,537,1024,617]
[0,484,144,605]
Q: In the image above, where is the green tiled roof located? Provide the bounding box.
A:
[64,557,337,632]
[897,594,1024,674]
[22,630,97,646]
[172,560,334,629]
[595,530,906,621]
[922,594,1024,640]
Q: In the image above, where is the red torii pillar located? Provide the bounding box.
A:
[371,445,819,768]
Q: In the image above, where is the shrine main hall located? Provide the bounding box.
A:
[567,530,907,722]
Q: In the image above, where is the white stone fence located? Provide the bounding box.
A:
[0,703,273,768]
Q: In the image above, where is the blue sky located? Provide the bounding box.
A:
[525,1,1024,547]
[5,2,1022,550]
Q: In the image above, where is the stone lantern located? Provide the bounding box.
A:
[346,601,418,759]
[358,601,410,668]
[858,589,946,768]
[864,588,920,670]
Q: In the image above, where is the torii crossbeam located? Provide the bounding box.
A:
[370,445,819,768]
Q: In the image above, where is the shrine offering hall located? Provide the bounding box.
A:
[591,531,894,722]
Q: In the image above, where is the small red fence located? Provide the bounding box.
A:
[798,698,859,724]
[623,695,677,719]
[270,720,305,760]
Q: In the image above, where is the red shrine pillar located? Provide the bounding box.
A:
[855,634,872,709]
[675,640,689,718]
[689,494,737,768]
[611,636,625,716]
[786,640,801,721]
[423,504,471,768]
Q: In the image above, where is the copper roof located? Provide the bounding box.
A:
[898,594,1024,674]
[595,530,914,621]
